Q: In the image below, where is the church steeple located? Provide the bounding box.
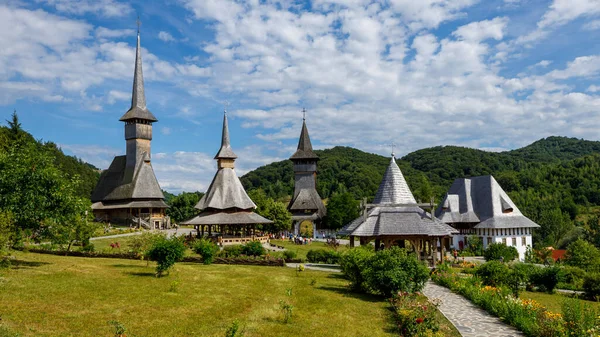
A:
[120,28,157,171]
[215,110,237,169]
[290,109,318,160]
[119,29,157,122]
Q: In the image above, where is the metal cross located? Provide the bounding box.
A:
[302,107,306,120]
[136,16,141,33]
[391,142,396,157]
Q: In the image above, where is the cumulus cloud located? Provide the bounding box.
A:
[36,0,133,17]
[158,31,175,42]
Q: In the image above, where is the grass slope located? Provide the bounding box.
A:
[270,239,348,260]
[1,252,396,337]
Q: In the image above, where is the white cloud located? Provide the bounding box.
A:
[453,17,508,42]
[161,127,172,135]
[587,85,600,92]
[158,31,175,42]
[107,90,129,104]
[583,19,600,30]
[518,0,600,44]
[95,27,135,39]
[36,0,133,17]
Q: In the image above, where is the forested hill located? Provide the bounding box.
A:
[241,136,600,203]
[0,116,100,199]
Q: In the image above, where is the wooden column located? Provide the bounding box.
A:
[208,225,212,236]
[375,238,381,251]
[349,236,355,248]
[439,237,445,263]
[431,239,437,268]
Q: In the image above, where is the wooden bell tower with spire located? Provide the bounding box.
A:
[288,109,326,237]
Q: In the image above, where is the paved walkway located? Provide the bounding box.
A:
[423,282,524,337]
[285,263,342,272]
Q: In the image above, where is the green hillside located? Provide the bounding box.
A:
[0,118,100,200]
[240,137,600,247]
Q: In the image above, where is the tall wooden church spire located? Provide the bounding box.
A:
[119,25,157,122]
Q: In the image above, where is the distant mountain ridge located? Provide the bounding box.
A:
[240,136,600,204]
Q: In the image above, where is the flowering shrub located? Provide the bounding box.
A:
[390,292,443,337]
[431,269,599,337]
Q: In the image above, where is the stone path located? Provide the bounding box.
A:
[423,282,524,337]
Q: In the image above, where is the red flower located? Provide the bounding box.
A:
[416,318,424,324]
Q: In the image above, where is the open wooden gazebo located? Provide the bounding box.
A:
[339,154,457,266]
[182,111,273,245]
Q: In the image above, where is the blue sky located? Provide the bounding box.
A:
[2,0,600,193]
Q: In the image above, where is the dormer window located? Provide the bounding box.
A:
[501,197,513,213]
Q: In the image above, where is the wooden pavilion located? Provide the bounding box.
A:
[339,154,457,266]
[182,111,273,245]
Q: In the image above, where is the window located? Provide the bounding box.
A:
[512,237,517,246]
[522,237,526,246]
[487,237,492,245]
[502,237,507,245]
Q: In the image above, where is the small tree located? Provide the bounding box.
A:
[146,236,186,277]
[241,241,265,257]
[340,247,375,291]
[483,242,518,262]
[326,192,360,230]
[192,238,219,264]
[363,247,429,297]
[565,238,600,272]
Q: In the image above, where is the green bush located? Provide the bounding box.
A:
[511,263,541,292]
[146,236,186,277]
[557,266,586,291]
[475,261,510,287]
[129,232,165,256]
[282,250,297,259]
[561,297,599,336]
[220,245,242,258]
[483,243,518,262]
[363,247,429,297]
[340,247,375,291]
[565,238,600,272]
[583,272,600,300]
[241,241,265,257]
[192,238,220,264]
[530,266,561,293]
[306,249,341,264]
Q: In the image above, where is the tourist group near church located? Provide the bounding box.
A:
[91,31,539,263]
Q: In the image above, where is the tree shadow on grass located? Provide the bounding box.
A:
[125,271,156,277]
[326,273,346,280]
[111,264,142,268]
[318,285,383,303]
[10,260,51,269]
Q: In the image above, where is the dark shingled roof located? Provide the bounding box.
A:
[91,153,165,206]
[290,118,319,160]
[91,200,168,210]
[288,188,326,218]
[374,156,417,204]
[435,175,540,229]
[339,206,458,237]
[339,155,455,237]
[119,32,158,122]
[182,211,273,225]
[194,168,256,211]
[214,112,237,159]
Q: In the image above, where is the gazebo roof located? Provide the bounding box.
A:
[340,155,456,237]
[182,211,272,225]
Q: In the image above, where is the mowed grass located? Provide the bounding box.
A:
[521,291,600,313]
[0,251,396,337]
[270,239,348,260]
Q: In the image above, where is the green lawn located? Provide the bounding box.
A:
[90,235,142,252]
[0,251,397,337]
[270,239,348,260]
[521,291,600,313]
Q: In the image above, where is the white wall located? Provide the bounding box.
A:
[452,227,534,261]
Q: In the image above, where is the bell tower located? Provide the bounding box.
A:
[119,28,158,178]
